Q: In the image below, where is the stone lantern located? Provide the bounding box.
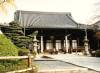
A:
[84,26,90,55]
[32,31,39,54]
[84,36,90,55]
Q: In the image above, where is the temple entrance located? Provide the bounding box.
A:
[25,28,87,54]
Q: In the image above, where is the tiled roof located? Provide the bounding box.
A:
[92,21,100,30]
[15,10,79,29]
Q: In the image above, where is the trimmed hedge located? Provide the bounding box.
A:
[0,34,18,56]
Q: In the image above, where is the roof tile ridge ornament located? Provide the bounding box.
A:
[66,12,72,17]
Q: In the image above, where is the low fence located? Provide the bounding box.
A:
[0,54,35,73]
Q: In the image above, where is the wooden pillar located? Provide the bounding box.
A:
[28,54,32,67]
[65,36,69,53]
[40,36,44,53]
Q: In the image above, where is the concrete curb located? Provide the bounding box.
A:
[39,68,88,73]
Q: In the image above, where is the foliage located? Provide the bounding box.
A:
[0,23,37,72]
[95,50,100,57]
[0,59,38,73]
[0,60,30,73]
[0,34,18,56]
[3,21,32,48]
[18,48,29,56]
[91,50,100,57]
[1,21,37,56]
[0,0,15,13]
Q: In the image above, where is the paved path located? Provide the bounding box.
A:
[34,54,89,73]
[42,54,100,72]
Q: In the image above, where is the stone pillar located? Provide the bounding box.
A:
[40,36,44,53]
[65,36,69,53]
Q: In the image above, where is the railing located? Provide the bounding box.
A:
[0,54,36,73]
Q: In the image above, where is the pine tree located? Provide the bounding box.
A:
[3,21,32,48]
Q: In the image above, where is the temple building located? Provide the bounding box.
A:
[13,10,98,54]
[91,21,100,50]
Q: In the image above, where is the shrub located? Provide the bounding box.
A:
[0,64,5,72]
[18,48,29,56]
[95,50,100,57]
[0,34,18,56]
[91,50,100,57]
[0,59,38,73]
[0,60,28,72]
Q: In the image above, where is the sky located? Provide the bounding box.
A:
[0,0,99,25]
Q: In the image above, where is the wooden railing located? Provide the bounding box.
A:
[0,54,35,73]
